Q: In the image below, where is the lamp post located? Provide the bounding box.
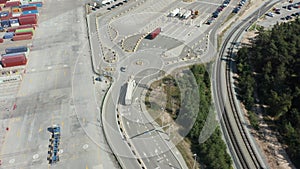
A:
[192,154,197,169]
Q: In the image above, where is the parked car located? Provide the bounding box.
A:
[286,15,292,20]
[266,12,274,17]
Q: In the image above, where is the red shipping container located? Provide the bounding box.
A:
[20,14,37,20]
[17,24,36,30]
[19,17,37,25]
[6,27,17,32]
[0,0,8,4]
[1,55,27,67]
[5,1,20,7]
[0,38,3,43]
[15,32,33,36]
[21,6,37,11]
[12,34,32,41]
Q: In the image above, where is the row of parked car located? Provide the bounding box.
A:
[47,125,61,164]
[232,0,248,13]
[107,0,128,10]
[206,0,231,25]
[283,2,300,10]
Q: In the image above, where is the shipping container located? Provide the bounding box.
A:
[12,12,22,17]
[1,13,12,21]
[20,14,37,19]
[149,28,161,40]
[2,53,26,58]
[6,27,16,32]
[12,34,32,41]
[15,27,34,33]
[12,7,21,13]
[0,0,8,4]
[15,31,33,36]
[3,32,14,39]
[17,24,36,29]
[1,55,27,67]
[9,19,19,27]
[28,2,43,7]
[0,11,9,17]
[1,20,10,27]
[21,6,37,11]
[5,1,20,7]
[19,16,37,25]
[22,10,39,15]
[5,46,28,54]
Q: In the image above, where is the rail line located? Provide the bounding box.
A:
[216,1,278,169]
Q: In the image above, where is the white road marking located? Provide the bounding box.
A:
[47,66,52,70]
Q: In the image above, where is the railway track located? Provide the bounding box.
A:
[215,1,279,169]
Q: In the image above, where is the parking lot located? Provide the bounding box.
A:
[258,0,300,28]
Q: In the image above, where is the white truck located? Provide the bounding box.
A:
[183,10,192,19]
[102,0,114,5]
[179,8,187,18]
[125,77,136,105]
[169,8,180,17]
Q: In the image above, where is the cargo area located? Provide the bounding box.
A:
[0,0,43,79]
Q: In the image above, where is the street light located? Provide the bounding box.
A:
[192,154,197,169]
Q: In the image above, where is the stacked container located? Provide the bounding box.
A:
[19,15,37,25]
[5,46,29,54]
[1,54,27,67]
[9,18,19,27]
[5,1,20,7]
[12,34,32,41]
[3,32,14,39]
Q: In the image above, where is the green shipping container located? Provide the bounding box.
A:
[15,28,35,33]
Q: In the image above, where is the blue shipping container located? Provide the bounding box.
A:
[20,5,29,8]
[1,20,10,28]
[22,10,39,15]
[0,11,9,18]
[5,46,28,54]
[28,3,43,7]
[3,32,14,39]
[9,19,19,24]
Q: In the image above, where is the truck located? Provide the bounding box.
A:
[125,76,136,105]
[179,9,187,18]
[148,27,161,40]
[169,8,180,17]
[183,10,192,19]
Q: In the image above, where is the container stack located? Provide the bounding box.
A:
[0,0,43,42]
[0,46,29,67]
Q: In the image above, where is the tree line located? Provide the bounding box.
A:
[235,18,300,167]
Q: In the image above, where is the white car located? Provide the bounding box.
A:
[266,12,274,17]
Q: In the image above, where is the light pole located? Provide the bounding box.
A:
[192,153,197,169]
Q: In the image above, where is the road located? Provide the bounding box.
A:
[91,0,241,169]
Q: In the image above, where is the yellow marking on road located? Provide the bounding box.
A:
[64,70,66,76]
[15,117,21,122]
[61,121,64,127]
[86,165,89,169]
[17,129,20,137]
[39,127,43,133]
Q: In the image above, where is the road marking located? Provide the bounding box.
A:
[63,64,68,67]
[61,121,64,127]
[31,68,36,72]
[17,129,20,137]
[39,127,42,133]
[47,66,52,70]
[86,165,89,169]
